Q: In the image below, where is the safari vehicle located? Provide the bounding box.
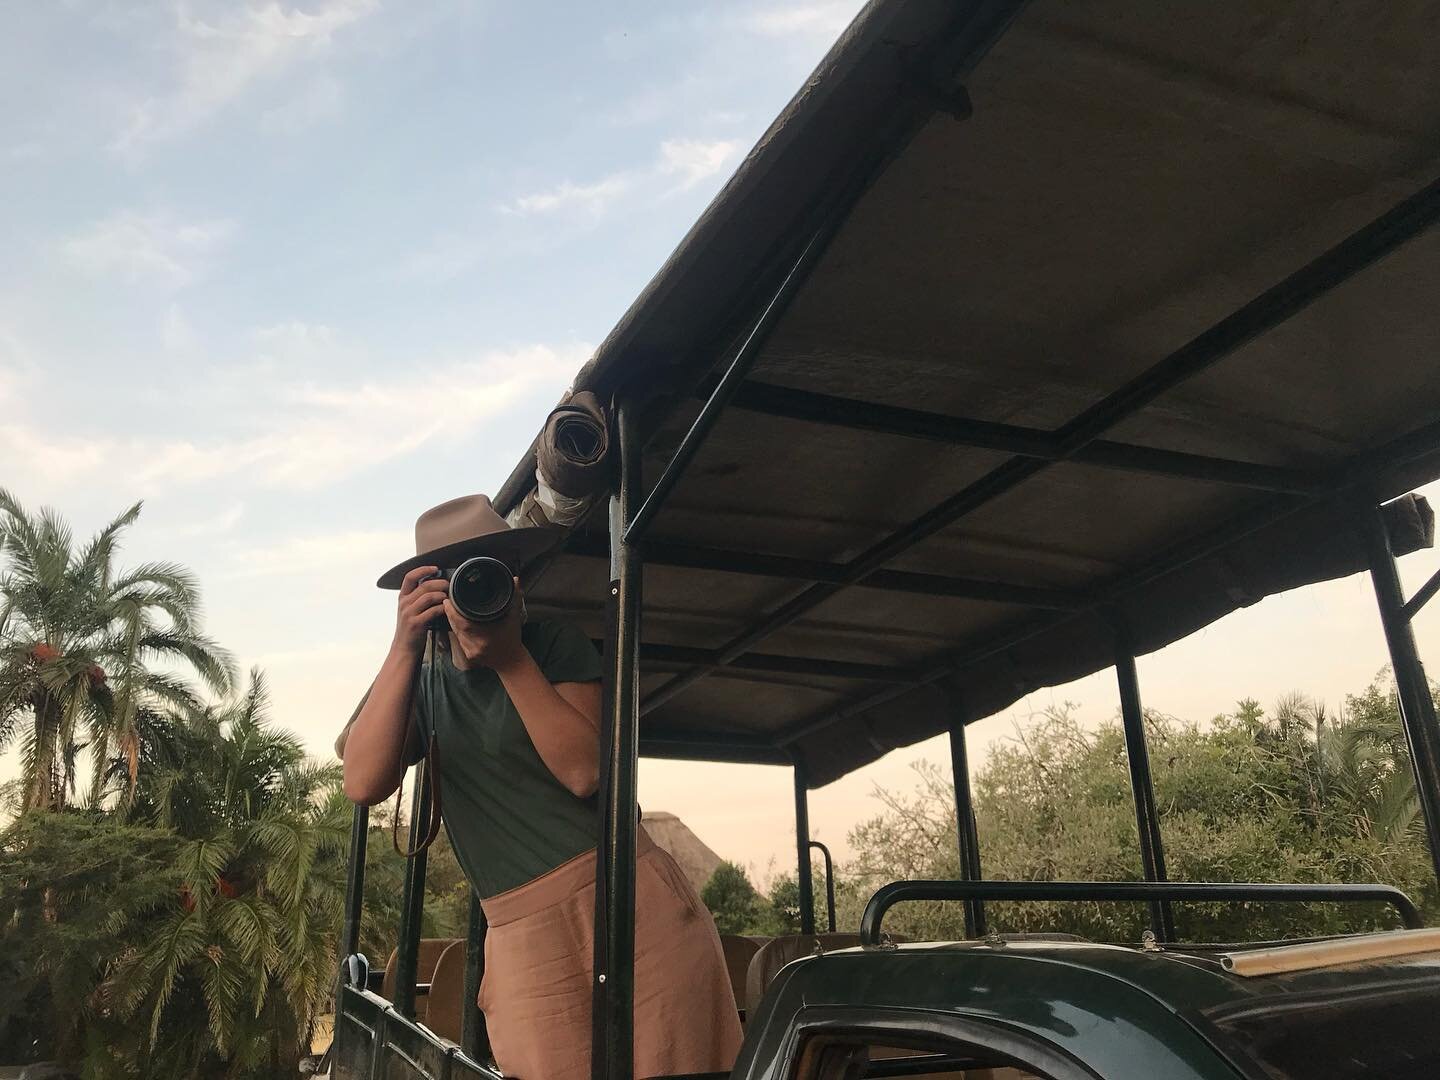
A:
[328,0,1440,1078]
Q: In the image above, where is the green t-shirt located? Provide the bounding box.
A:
[414,619,604,898]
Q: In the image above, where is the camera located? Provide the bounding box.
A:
[426,556,515,629]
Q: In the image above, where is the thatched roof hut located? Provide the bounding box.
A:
[641,811,723,893]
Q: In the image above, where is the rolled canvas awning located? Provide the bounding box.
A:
[497,0,1440,786]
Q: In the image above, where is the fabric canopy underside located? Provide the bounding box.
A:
[498,0,1440,786]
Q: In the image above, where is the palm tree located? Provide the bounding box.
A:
[0,489,233,811]
[103,670,354,1077]
[1326,674,1432,843]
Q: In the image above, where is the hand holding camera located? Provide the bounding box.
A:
[444,577,526,672]
[393,565,448,656]
[392,555,526,669]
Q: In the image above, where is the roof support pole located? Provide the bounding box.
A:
[946,715,987,938]
[722,380,1325,495]
[460,891,489,1062]
[393,765,432,1019]
[794,763,817,936]
[1113,623,1176,942]
[1403,566,1440,623]
[640,174,1440,716]
[808,840,838,933]
[339,803,368,963]
[1361,504,1440,889]
[625,222,836,544]
[333,803,369,1068]
[593,396,643,1080]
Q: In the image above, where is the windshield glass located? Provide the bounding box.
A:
[1205,981,1440,1079]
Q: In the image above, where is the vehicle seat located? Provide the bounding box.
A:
[424,940,468,1043]
[746,934,905,1016]
[381,937,461,1021]
[720,935,762,1016]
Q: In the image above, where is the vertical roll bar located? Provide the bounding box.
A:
[794,763,817,936]
[461,890,489,1061]
[1362,504,1440,888]
[340,803,369,961]
[593,397,643,1080]
[332,803,369,1069]
[807,841,837,933]
[393,764,433,1019]
[1113,623,1177,942]
[946,717,987,938]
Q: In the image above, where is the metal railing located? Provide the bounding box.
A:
[859,880,1425,947]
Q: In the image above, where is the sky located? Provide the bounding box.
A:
[3,0,1438,888]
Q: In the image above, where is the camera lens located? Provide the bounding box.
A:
[448,556,514,622]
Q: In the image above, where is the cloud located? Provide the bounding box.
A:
[0,424,110,488]
[260,73,344,134]
[252,319,340,355]
[499,137,738,221]
[162,303,200,352]
[741,2,860,39]
[505,174,636,217]
[62,211,237,287]
[658,138,739,191]
[221,527,411,578]
[1,339,592,495]
[177,501,247,537]
[113,0,376,154]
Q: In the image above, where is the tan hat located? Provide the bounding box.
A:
[376,494,562,589]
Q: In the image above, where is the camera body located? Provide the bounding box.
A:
[425,555,515,630]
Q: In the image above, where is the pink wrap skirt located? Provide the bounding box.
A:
[479,828,743,1080]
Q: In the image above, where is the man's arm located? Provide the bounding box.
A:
[341,566,446,805]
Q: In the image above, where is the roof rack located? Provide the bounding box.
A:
[1219,927,1440,976]
[859,880,1424,946]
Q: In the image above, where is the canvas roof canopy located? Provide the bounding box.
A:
[496,0,1440,787]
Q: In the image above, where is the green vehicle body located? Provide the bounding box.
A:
[736,939,1440,1080]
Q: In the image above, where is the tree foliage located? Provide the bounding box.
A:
[839,683,1439,943]
[0,489,233,812]
[700,861,827,937]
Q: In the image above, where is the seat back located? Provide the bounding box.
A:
[424,940,468,1043]
[381,938,461,1020]
[747,934,888,1015]
[719,935,762,1014]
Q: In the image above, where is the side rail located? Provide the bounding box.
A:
[859,880,1425,945]
[333,984,500,1080]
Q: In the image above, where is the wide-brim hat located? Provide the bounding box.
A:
[377,494,562,589]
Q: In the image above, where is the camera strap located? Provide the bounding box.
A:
[391,632,445,858]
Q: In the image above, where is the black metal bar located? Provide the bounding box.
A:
[1403,566,1440,623]
[723,380,1325,495]
[1113,624,1176,941]
[569,533,1088,610]
[1361,504,1440,888]
[393,765,432,1019]
[594,639,922,682]
[945,718,986,938]
[776,415,1440,751]
[625,226,832,544]
[795,764,817,936]
[594,397,643,1080]
[639,175,1440,717]
[460,891,488,1062]
[333,804,369,1071]
[809,841,837,932]
[340,803,369,960]
[859,880,1425,945]
[1057,177,1440,456]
